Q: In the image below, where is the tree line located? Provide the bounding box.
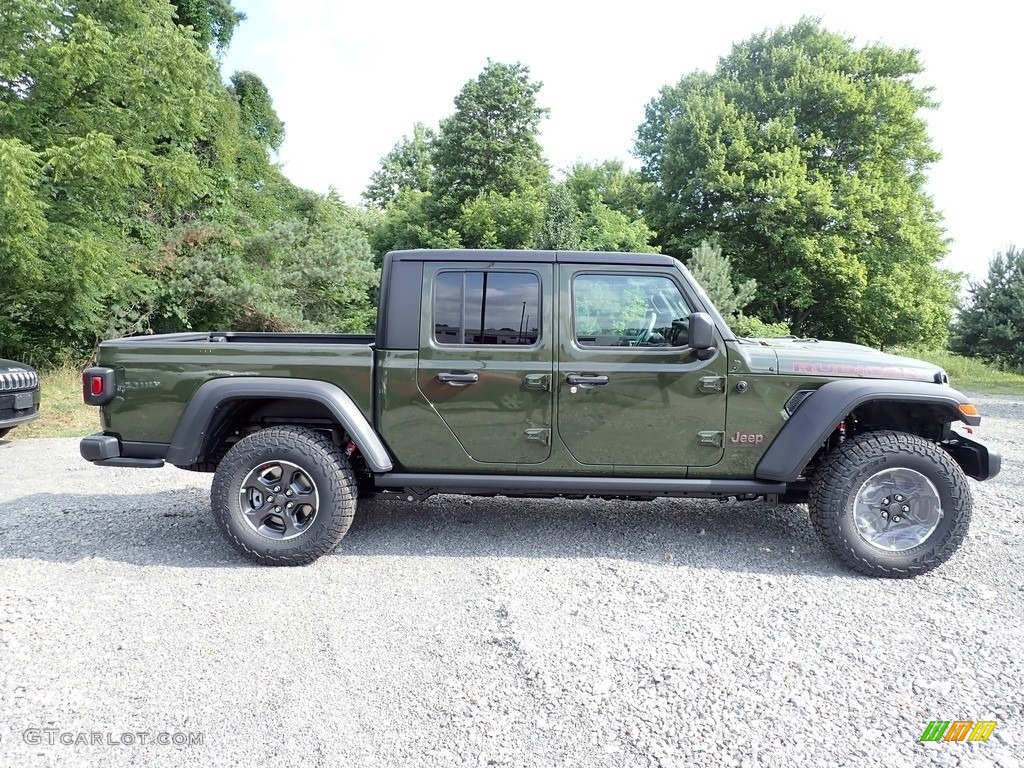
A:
[0,0,378,364]
[1,3,1017,368]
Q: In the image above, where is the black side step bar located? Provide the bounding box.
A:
[373,473,785,500]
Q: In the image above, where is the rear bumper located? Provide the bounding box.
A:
[80,434,165,468]
[942,435,1001,481]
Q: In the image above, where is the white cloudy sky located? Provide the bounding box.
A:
[221,0,1023,284]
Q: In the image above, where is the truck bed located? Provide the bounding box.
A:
[95,332,376,443]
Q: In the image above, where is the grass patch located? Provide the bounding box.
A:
[13,365,98,439]
[893,347,1024,396]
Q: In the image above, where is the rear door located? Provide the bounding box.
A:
[416,262,555,465]
[556,264,729,469]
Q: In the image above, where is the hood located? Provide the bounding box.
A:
[0,358,35,373]
[749,338,945,383]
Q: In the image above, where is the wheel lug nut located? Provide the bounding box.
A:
[882,497,890,505]
[901,505,909,513]
[881,511,889,519]
[286,490,293,497]
[893,515,902,523]
[894,495,903,502]
[286,502,293,509]
[275,506,282,513]
[274,486,281,492]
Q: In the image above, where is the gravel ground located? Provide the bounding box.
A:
[1,395,1021,768]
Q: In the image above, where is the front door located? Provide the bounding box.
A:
[417,262,554,465]
[556,265,728,469]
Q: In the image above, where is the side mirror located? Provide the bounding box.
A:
[687,312,715,359]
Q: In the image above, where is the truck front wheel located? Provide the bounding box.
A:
[211,426,356,565]
[809,430,972,578]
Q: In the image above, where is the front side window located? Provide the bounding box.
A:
[573,273,692,348]
[433,271,540,345]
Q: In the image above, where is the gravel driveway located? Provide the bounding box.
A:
[1,395,1021,768]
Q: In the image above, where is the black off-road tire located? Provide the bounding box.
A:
[211,426,357,565]
[809,430,972,578]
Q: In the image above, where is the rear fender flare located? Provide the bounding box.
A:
[164,377,393,472]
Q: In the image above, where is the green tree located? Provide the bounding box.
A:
[368,61,553,255]
[145,195,380,335]
[685,241,790,336]
[460,189,547,249]
[687,241,756,318]
[952,246,1024,370]
[537,162,657,252]
[363,122,435,209]
[367,189,461,262]
[243,210,380,333]
[170,0,244,53]
[432,60,550,245]
[0,0,223,360]
[536,184,583,250]
[230,71,284,151]
[0,0,376,361]
[562,161,654,224]
[636,18,955,347]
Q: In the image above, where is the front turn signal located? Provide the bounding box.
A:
[959,403,978,417]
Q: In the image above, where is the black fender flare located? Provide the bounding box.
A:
[164,377,393,472]
[755,379,978,482]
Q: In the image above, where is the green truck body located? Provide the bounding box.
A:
[81,250,1000,576]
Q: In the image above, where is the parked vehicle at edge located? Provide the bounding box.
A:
[0,359,41,438]
[80,249,1000,576]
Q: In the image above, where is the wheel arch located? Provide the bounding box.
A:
[164,377,393,472]
[756,379,979,483]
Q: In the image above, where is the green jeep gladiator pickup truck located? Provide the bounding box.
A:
[80,249,1000,576]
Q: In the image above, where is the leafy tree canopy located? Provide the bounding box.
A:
[230,71,284,151]
[170,0,244,53]
[432,60,550,220]
[367,61,553,254]
[0,0,380,362]
[363,122,435,209]
[636,17,956,348]
[0,0,224,358]
[555,162,657,253]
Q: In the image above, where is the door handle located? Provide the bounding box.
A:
[436,372,479,385]
[566,374,609,386]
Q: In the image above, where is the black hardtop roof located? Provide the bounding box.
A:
[386,249,679,267]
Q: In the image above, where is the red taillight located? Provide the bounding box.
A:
[83,367,115,405]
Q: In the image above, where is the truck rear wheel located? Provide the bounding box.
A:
[211,426,356,565]
[809,430,972,578]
